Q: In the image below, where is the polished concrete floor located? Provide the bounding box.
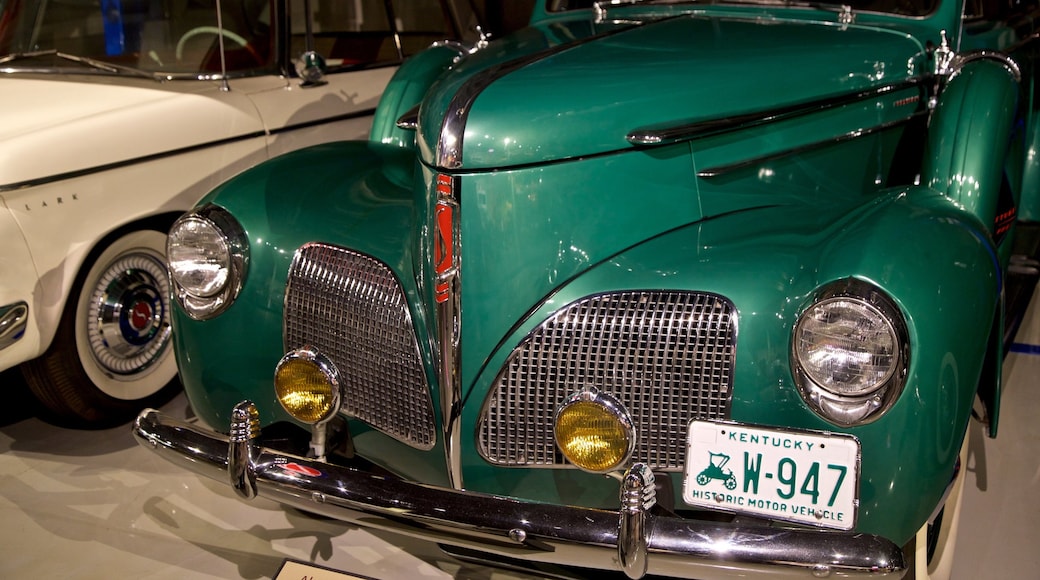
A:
[1,292,1038,580]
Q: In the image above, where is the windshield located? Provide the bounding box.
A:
[0,0,275,77]
[548,0,937,18]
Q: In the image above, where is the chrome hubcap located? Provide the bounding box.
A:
[87,252,172,377]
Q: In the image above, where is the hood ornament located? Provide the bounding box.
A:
[934,30,955,76]
[474,26,492,52]
[838,5,854,27]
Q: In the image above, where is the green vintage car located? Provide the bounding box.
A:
[135,0,1040,578]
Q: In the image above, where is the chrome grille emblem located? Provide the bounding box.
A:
[434,173,457,304]
[432,172,463,488]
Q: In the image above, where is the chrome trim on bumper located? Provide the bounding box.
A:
[0,302,28,351]
[133,406,906,580]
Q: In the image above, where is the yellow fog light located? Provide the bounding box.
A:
[274,348,341,424]
[554,388,636,474]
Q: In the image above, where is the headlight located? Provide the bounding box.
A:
[275,347,341,425]
[554,387,636,473]
[792,278,909,426]
[167,205,248,320]
[168,217,229,296]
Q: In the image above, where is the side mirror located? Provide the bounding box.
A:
[296,50,327,87]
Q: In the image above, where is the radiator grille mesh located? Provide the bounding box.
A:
[284,243,435,449]
[479,291,735,471]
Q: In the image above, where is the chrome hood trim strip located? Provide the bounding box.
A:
[697,111,928,179]
[134,408,906,580]
[433,174,463,487]
[628,78,928,147]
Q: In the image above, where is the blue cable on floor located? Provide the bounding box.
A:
[1010,343,1040,355]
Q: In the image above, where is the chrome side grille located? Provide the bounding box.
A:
[284,243,435,450]
[479,291,735,471]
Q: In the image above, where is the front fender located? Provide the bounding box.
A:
[0,201,41,370]
[369,44,468,148]
[173,141,419,430]
[466,189,997,545]
[922,56,1019,232]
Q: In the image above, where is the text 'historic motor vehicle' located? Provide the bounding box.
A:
[134,0,1040,578]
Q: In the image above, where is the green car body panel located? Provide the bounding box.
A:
[154,0,1040,575]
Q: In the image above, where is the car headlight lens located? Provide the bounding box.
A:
[554,388,635,473]
[275,348,341,425]
[792,279,908,426]
[168,217,230,297]
[795,298,897,395]
[167,205,248,320]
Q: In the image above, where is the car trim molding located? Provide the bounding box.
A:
[945,50,1021,82]
[268,108,379,136]
[697,111,928,179]
[627,77,928,147]
[433,173,464,488]
[0,108,376,192]
[0,130,260,192]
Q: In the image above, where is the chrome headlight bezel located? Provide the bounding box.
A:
[791,278,909,426]
[167,204,248,320]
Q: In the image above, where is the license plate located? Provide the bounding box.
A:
[682,420,860,530]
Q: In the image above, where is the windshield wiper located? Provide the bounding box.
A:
[0,50,155,79]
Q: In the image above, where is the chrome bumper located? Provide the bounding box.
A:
[0,302,27,351]
[133,403,906,580]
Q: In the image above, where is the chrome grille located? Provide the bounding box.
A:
[479,291,735,471]
[284,243,435,450]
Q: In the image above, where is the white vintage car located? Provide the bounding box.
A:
[0,0,477,425]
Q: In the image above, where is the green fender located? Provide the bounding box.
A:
[922,56,1019,228]
[1018,116,1040,222]
[920,55,1019,436]
[459,191,997,544]
[789,190,997,541]
[173,140,454,482]
[369,43,468,148]
[1014,42,1040,223]
[172,142,423,431]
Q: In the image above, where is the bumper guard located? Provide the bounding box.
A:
[133,402,906,580]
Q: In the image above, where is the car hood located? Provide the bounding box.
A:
[0,76,263,189]
[418,13,926,170]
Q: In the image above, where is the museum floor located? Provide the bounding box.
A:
[2,291,1038,580]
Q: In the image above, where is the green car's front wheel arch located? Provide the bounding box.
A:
[22,229,180,427]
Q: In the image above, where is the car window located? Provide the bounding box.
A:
[0,0,276,75]
[965,0,1040,21]
[288,0,477,73]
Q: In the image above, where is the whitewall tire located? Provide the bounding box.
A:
[22,229,180,426]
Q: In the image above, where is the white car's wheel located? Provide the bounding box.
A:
[906,428,969,579]
[23,230,179,426]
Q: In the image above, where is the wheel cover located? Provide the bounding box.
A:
[86,252,172,377]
